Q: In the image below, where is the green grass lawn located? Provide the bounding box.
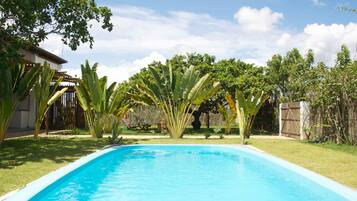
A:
[1,137,357,196]
[0,138,107,196]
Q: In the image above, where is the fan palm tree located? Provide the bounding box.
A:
[0,64,40,142]
[75,61,130,138]
[233,90,268,144]
[33,63,68,138]
[130,63,219,138]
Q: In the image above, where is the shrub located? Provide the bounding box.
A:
[214,127,224,139]
[204,133,211,139]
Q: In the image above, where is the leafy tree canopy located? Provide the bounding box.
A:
[0,0,113,63]
[267,48,316,102]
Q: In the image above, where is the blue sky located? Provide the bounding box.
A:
[41,0,357,83]
[99,0,355,28]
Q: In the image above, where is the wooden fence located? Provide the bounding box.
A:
[280,101,357,144]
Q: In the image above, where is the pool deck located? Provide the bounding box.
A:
[5,129,292,140]
[25,133,293,140]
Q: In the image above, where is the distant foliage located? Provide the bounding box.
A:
[308,46,357,144]
[267,45,357,144]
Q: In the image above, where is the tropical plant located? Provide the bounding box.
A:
[232,90,268,144]
[0,64,40,142]
[106,115,123,145]
[217,94,237,134]
[33,63,67,138]
[75,61,130,138]
[130,63,220,138]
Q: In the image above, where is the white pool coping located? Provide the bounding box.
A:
[6,144,357,201]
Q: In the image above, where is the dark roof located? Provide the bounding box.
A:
[54,71,79,83]
[30,46,67,64]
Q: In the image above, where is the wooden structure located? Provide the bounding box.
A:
[47,84,85,130]
[280,101,357,143]
[279,102,309,139]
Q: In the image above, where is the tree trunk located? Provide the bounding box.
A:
[0,122,8,143]
[0,131,5,143]
[45,112,49,135]
[34,125,40,139]
[206,112,210,129]
[240,125,246,144]
[191,111,201,130]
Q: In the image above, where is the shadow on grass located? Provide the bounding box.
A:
[0,137,144,170]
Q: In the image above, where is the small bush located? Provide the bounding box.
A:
[214,128,224,139]
[204,133,211,139]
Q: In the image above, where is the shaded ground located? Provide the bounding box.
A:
[1,137,357,196]
[0,138,107,195]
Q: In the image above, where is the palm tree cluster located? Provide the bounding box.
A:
[129,64,220,138]
[0,57,272,145]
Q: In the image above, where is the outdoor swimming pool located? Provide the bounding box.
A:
[8,145,357,201]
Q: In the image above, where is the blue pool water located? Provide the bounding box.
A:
[25,145,352,201]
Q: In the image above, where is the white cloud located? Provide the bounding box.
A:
[277,33,291,46]
[63,51,166,84]
[41,5,357,83]
[299,23,357,64]
[312,0,326,6]
[234,7,283,32]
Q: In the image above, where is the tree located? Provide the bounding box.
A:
[33,63,67,138]
[75,61,129,138]
[213,59,271,97]
[231,90,268,144]
[266,54,288,102]
[0,64,40,142]
[130,63,220,138]
[0,0,113,67]
[308,45,357,144]
[269,48,315,102]
[0,0,112,49]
